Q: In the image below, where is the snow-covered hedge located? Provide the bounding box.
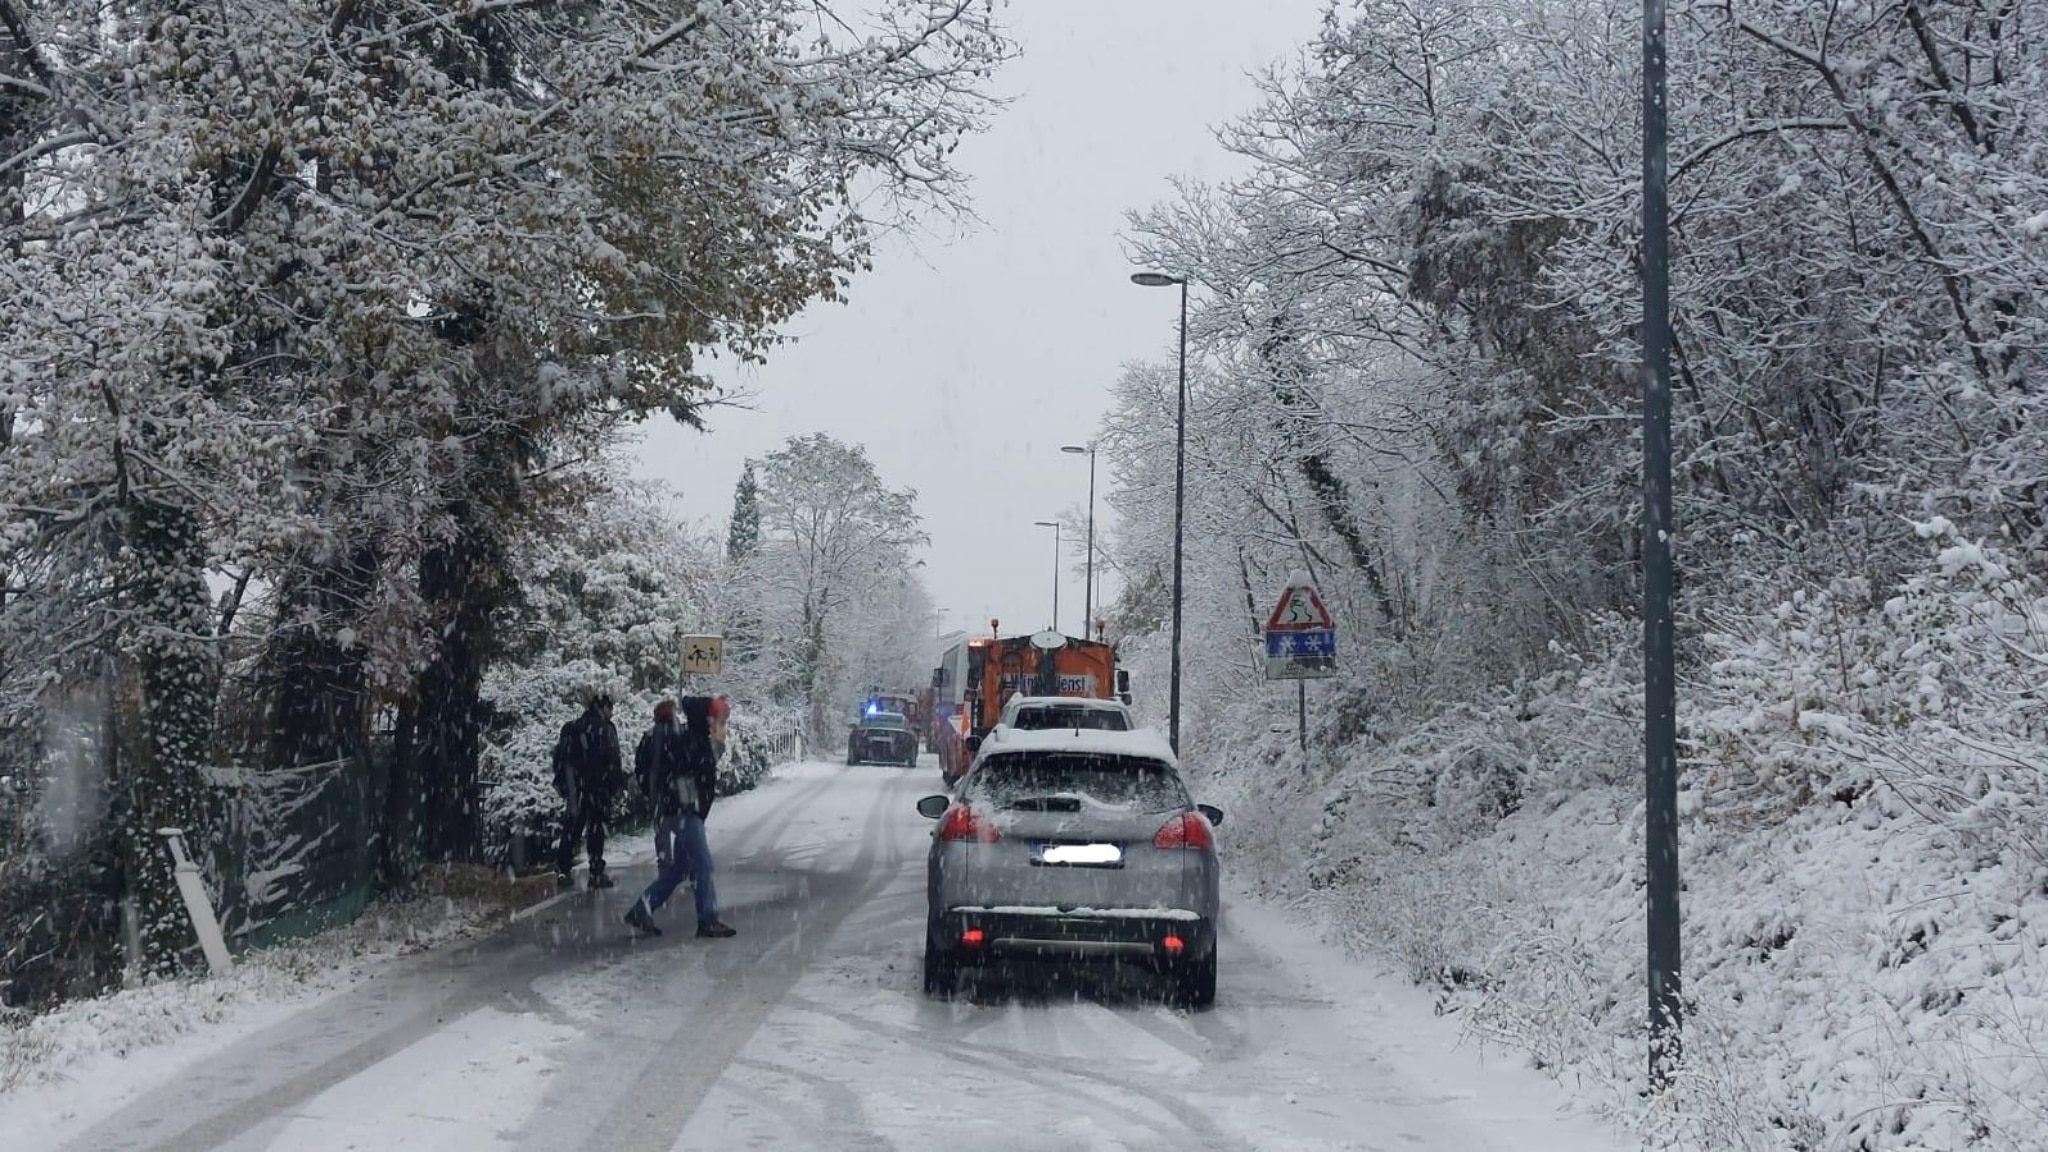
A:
[478,674,804,869]
[477,659,621,866]
[717,700,807,795]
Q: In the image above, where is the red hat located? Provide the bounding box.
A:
[706,695,732,720]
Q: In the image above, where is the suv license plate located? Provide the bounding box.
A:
[1038,843,1123,866]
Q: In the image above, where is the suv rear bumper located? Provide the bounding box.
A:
[852,735,912,760]
[938,907,1214,963]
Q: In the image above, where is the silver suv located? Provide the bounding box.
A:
[915,728,1223,1006]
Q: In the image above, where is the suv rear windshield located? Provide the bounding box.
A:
[862,712,909,730]
[1012,705,1129,731]
[969,752,1188,812]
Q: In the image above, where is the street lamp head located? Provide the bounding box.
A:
[1130,271,1181,288]
[1033,520,1057,528]
[1060,444,1091,455]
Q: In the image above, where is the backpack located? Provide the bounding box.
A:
[552,719,579,795]
[634,730,657,799]
[554,712,605,793]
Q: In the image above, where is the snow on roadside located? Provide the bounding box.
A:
[0,750,827,1140]
[1220,897,1634,1152]
[1194,542,2048,1151]
[0,890,500,1147]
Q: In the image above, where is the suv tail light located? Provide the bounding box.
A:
[1152,812,1215,851]
[939,804,1000,843]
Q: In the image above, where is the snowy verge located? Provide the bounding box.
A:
[0,756,838,1149]
[0,881,505,1143]
[1194,538,2048,1151]
[1220,896,1631,1150]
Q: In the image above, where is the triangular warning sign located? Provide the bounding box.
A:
[1265,581,1333,632]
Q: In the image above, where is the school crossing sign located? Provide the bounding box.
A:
[681,635,724,676]
[1263,575,1337,681]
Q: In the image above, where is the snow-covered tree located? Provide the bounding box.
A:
[480,483,699,861]
[1,0,1011,975]
[746,434,928,743]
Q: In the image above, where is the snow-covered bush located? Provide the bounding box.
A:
[478,659,628,867]
[475,487,821,867]
[717,699,807,796]
[479,665,806,868]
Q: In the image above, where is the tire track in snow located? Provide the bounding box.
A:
[722,1056,897,1151]
[784,989,1257,1152]
[54,911,646,1152]
[568,766,918,1152]
[50,764,916,1152]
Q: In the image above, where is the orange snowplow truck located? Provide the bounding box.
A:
[930,625,1129,786]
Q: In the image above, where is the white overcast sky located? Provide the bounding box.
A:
[631,0,1326,638]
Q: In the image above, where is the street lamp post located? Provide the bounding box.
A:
[1642,0,1682,1085]
[1033,520,1061,632]
[1131,271,1188,755]
[1061,443,1097,639]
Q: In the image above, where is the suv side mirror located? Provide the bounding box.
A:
[1196,804,1224,827]
[916,795,951,819]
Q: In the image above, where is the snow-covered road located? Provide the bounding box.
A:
[36,760,1626,1152]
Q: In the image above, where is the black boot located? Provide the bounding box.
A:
[696,920,736,939]
[588,871,616,890]
[625,899,661,936]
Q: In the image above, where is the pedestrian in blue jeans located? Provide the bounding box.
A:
[627,695,736,939]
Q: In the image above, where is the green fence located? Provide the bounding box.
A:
[204,755,388,952]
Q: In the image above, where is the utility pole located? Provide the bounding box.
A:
[1642,0,1683,1085]
[1173,280,1186,753]
[1034,520,1061,632]
[1083,449,1095,636]
[1297,681,1306,753]
[1130,272,1190,755]
[1063,443,1098,639]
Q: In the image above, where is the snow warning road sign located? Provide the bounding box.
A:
[1265,579,1334,633]
[1263,575,1337,681]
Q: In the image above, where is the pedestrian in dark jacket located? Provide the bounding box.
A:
[554,692,623,889]
[626,695,735,938]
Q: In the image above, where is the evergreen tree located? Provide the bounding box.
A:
[723,461,764,672]
[727,463,762,563]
